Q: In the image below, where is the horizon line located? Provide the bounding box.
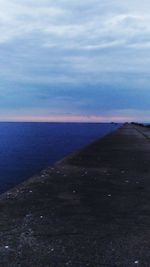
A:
[0,120,123,124]
[0,115,143,123]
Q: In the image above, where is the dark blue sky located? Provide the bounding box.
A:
[0,0,150,122]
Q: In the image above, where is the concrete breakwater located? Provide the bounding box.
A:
[0,123,150,266]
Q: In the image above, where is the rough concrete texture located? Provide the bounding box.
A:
[1,123,150,266]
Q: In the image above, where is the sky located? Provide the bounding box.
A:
[0,0,150,122]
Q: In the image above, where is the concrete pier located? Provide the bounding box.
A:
[1,123,150,266]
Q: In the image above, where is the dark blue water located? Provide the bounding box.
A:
[0,122,120,193]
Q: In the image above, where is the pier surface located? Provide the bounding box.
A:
[1,123,150,266]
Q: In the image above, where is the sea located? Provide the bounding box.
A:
[0,122,120,193]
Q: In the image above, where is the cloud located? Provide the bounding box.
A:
[0,0,150,121]
[0,0,65,43]
[0,0,150,50]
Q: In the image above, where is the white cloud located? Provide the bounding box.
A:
[0,0,150,52]
[0,0,150,121]
[0,0,66,42]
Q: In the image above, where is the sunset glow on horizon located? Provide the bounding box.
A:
[0,113,149,123]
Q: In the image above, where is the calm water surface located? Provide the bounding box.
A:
[0,122,120,193]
